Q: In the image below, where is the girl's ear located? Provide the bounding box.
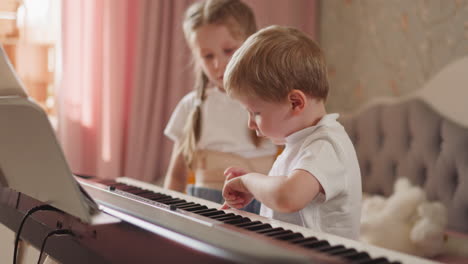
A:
[288,89,306,114]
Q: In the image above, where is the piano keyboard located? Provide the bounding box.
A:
[79,177,438,264]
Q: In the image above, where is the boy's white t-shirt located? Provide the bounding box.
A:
[260,114,362,240]
[164,88,276,158]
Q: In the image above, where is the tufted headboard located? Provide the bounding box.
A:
[339,57,468,234]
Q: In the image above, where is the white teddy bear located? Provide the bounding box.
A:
[360,177,447,258]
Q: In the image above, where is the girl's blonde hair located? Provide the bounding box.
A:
[180,0,258,168]
[225,25,329,102]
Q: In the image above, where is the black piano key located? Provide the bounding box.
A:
[123,187,150,195]
[319,245,345,253]
[257,227,284,234]
[191,208,218,214]
[175,203,199,209]
[137,192,159,198]
[210,213,235,220]
[329,248,357,256]
[264,230,293,237]
[223,217,251,225]
[133,190,156,196]
[356,257,391,264]
[199,210,225,217]
[164,199,187,205]
[245,223,272,231]
[300,240,330,249]
[152,197,178,203]
[272,232,304,241]
[289,236,317,244]
[214,215,242,221]
[234,221,262,228]
[145,194,170,200]
[184,205,208,212]
[342,251,371,262]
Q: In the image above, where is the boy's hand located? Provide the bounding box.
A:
[220,167,253,209]
[223,167,248,179]
[221,176,253,209]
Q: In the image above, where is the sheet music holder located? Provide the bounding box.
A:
[0,45,102,224]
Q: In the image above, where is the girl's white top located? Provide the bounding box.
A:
[164,88,277,158]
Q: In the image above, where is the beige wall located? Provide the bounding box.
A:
[319,0,468,113]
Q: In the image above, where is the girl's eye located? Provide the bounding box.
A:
[203,54,214,60]
[224,48,234,55]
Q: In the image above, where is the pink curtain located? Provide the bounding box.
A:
[58,0,316,182]
[58,0,139,179]
[124,0,194,181]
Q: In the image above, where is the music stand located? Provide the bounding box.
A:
[0,45,99,223]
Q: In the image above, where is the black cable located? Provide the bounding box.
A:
[13,205,63,264]
[37,229,75,264]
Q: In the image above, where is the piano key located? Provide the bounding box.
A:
[184,205,208,212]
[163,199,187,205]
[244,223,272,231]
[341,251,371,262]
[257,227,284,234]
[273,232,304,241]
[191,208,218,214]
[199,210,225,217]
[264,230,293,237]
[124,188,152,195]
[235,221,262,228]
[143,193,169,200]
[329,248,357,256]
[319,245,345,253]
[174,203,199,209]
[290,236,318,244]
[152,197,178,203]
[223,217,251,225]
[210,213,235,220]
[300,240,330,249]
[215,214,242,222]
[357,257,391,264]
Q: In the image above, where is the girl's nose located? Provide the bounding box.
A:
[215,55,229,70]
[248,114,257,130]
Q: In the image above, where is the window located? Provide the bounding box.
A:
[0,0,60,115]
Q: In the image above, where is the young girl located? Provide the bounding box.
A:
[163,0,277,213]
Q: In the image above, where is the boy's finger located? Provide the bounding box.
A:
[223,167,236,176]
[220,203,230,210]
[225,173,239,181]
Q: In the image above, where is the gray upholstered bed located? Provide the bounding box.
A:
[339,56,468,234]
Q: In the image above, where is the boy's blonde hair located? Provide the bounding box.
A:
[225,25,329,102]
[180,0,258,168]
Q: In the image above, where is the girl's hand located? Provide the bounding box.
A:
[220,175,254,210]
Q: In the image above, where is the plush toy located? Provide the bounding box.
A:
[360,177,447,258]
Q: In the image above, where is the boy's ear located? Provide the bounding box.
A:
[288,89,306,114]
